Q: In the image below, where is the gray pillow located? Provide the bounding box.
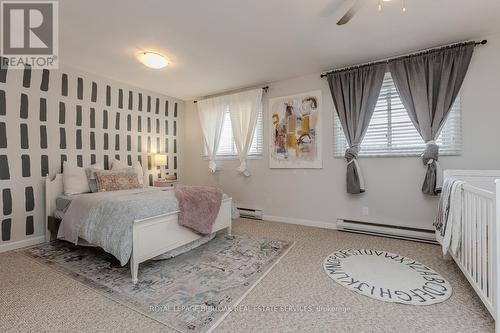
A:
[85,167,102,193]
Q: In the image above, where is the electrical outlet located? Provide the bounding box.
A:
[362,206,369,216]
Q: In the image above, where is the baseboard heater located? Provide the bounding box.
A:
[336,219,437,244]
[237,207,263,220]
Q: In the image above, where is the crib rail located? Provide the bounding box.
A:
[496,180,500,327]
[451,182,497,318]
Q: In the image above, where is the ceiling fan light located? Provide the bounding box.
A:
[138,52,168,69]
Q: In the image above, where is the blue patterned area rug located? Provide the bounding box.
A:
[22,234,293,333]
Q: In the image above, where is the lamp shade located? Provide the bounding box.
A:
[154,154,167,166]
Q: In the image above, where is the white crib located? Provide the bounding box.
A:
[443,170,500,330]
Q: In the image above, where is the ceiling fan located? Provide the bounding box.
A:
[337,0,407,26]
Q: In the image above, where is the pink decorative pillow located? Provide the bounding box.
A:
[95,170,141,192]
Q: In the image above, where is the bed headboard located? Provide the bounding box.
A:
[45,174,64,241]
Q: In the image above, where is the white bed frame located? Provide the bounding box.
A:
[443,170,500,331]
[45,174,232,284]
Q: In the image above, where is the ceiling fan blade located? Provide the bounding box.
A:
[337,0,369,25]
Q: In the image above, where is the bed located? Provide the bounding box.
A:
[438,170,500,328]
[45,174,233,284]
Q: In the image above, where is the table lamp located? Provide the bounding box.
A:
[154,154,167,178]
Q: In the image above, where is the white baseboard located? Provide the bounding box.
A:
[0,235,45,253]
[262,214,337,230]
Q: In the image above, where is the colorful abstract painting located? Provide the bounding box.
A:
[269,91,322,168]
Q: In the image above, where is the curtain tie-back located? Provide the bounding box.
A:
[237,160,250,177]
[208,160,217,173]
[345,145,360,164]
[421,140,443,195]
[422,140,439,165]
[345,145,365,193]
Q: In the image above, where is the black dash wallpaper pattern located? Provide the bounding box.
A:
[0,64,182,245]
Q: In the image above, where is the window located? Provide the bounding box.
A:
[204,106,264,158]
[334,72,462,157]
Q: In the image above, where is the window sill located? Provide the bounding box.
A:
[202,155,264,161]
[333,152,462,158]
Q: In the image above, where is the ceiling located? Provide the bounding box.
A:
[59,0,500,100]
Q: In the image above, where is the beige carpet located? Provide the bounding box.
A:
[0,219,494,332]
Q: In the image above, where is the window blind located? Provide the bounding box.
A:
[206,106,264,157]
[334,72,462,157]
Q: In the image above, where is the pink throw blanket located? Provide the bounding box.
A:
[174,184,223,235]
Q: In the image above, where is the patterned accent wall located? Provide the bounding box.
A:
[0,63,183,246]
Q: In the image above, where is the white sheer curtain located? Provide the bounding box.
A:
[229,89,263,176]
[197,96,227,173]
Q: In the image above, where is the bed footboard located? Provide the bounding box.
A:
[130,197,232,283]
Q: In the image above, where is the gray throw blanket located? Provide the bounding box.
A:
[174,184,223,235]
[434,176,458,235]
[434,176,465,255]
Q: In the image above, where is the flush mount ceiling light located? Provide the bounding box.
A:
[138,52,168,69]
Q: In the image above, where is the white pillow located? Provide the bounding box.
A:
[112,159,144,185]
[63,161,104,195]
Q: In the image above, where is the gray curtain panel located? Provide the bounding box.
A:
[327,63,386,194]
[388,42,475,195]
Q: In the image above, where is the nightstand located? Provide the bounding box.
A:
[154,180,177,187]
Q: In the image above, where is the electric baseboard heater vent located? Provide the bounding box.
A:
[337,219,437,244]
[237,207,263,220]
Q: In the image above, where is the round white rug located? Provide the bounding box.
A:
[323,249,452,305]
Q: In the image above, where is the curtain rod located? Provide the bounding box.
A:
[320,39,487,78]
[193,85,269,103]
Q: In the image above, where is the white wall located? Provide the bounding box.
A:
[182,33,500,230]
